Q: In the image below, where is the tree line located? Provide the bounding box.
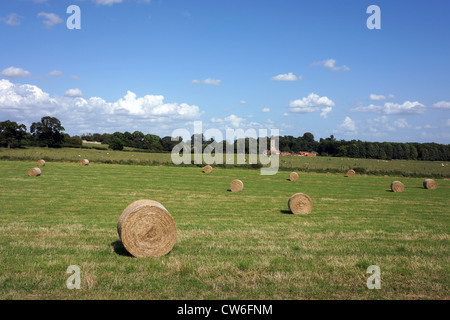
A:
[1,117,449,161]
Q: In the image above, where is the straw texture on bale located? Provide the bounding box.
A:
[423,179,437,190]
[203,165,213,173]
[117,199,177,258]
[37,159,46,167]
[289,172,299,181]
[80,159,89,166]
[391,181,404,193]
[230,179,244,192]
[28,167,41,177]
[346,169,356,177]
[288,193,313,215]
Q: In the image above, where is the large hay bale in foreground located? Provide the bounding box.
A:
[423,179,437,190]
[289,172,299,181]
[288,193,313,215]
[117,199,177,258]
[391,181,404,193]
[230,179,244,192]
[28,167,41,177]
[346,169,356,177]
[203,165,213,173]
[80,159,89,166]
[37,159,46,167]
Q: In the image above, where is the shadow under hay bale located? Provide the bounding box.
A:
[111,240,133,257]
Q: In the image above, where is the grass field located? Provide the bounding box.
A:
[0,159,449,300]
[1,147,449,178]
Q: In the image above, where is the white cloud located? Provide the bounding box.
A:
[271,72,302,82]
[93,0,123,5]
[71,76,80,80]
[369,94,386,101]
[64,88,83,97]
[351,101,426,115]
[431,101,450,110]
[0,66,31,79]
[0,79,203,135]
[393,118,410,129]
[338,116,356,132]
[192,78,221,86]
[239,100,246,104]
[287,93,335,118]
[37,12,63,27]
[262,108,270,113]
[1,13,23,26]
[312,59,349,71]
[369,93,395,101]
[48,70,63,77]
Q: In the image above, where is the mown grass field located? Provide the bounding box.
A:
[0,157,449,300]
[1,147,449,178]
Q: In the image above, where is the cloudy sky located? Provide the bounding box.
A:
[0,0,449,143]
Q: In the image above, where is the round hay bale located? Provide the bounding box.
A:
[390,181,404,193]
[37,159,46,167]
[117,199,177,258]
[28,167,41,177]
[288,193,313,215]
[423,179,437,190]
[346,169,356,177]
[230,179,243,192]
[203,165,213,173]
[289,172,299,181]
[80,159,89,166]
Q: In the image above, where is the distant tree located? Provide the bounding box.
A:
[62,134,82,147]
[109,136,124,151]
[0,120,27,148]
[30,117,65,147]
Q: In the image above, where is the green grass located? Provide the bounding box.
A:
[1,147,450,178]
[0,160,449,299]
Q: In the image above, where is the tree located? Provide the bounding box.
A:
[109,136,124,151]
[30,117,65,147]
[0,120,27,148]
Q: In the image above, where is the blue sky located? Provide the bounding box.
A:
[0,0,449,143]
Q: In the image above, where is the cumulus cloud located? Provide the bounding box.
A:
[351,101,426,115]
[1,13,23,26]
[0,79,203,135]
[262,108,270,113]
[239,100,246,104]
[287,93,335,118]
[271,72,302,82]
[338,116,356,132]
[64,88,83,97]
[192,78,221,86]
[48,70,63,77]
[431,101,450,110]
[71,76,80,80]
[0,66,31,79]
[37,12,63,27]
[312,59,349,71]
[393,118,410,129]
